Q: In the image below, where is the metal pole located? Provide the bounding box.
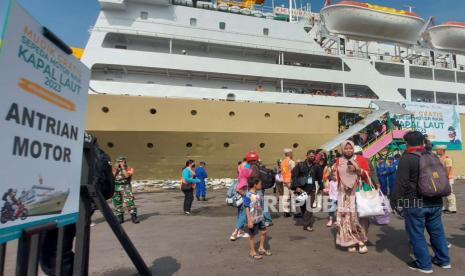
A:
[54,227,65,276]
[16,234,31,276]
[0,243,6,274]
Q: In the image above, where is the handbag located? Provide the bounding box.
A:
[374,192,391,225]
[356,178,384,218]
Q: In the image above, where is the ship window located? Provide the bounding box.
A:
[229,111,235,117]
[458,71,465,84]
[398,89,407,99]
[219,22,226,30]
[436,92,457,105]
[459,94,465,106]
[190,110,197,116]
[186,84,193,87]
[150,108,157,114]
[259,143,266,148]
[147,143,154,149]
[226,93,236,101]
[345,84,378,99]
[190,18,197,26]
[264,113,270,118]
[115,45,127,50]
[435,69,455,82]
[224,142,230,148]
[325,115,330,119]
[412,90,434,103]
[298,114,303,118]
[186,142,193,148]
[140,11,148,20]
[107,142,114,148]
[221,86,228,89]
[293,143,299,148]
[101,106,109,113]
[375,62,405,77]
[410,66,433,80]
[263,28,269,36]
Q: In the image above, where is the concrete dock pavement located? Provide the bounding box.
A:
[3,182,465,275]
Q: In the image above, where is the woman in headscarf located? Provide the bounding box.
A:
[335,140,369,254]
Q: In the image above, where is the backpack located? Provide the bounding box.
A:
[225,180,243,207]
[84,133,115,200]
[258,165,276,189]
[412,152,451,198]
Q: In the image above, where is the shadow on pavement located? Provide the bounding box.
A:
[375,225,411,261]
[150,256,181,275]
[449,234,465,249]
[138,212,161,222]
[99,256,181,276]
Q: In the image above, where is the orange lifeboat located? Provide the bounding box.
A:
[427,22,465,54]
[321,1,425,45]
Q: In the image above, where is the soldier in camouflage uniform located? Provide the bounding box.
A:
[112,156,139,224]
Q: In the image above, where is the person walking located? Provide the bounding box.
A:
[376,158,389,195]
[245,177,272,260]
[181,160,200,215]
[230,152,257,241]
[334,141,368,254]
[195,161,208,201]
[392,131,451,273]
[280,148,295,217]
[435,145,457,214]
[112,156,139,224]
[291,150,318,232]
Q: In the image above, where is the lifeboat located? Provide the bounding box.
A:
[427,22,465,54]
[321,1,425,45]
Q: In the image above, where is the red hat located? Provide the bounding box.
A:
[245,151,259,162]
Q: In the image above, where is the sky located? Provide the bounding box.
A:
[1,0,465,48]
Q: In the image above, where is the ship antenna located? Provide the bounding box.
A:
[403,5,415,13]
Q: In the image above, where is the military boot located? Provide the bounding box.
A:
[131,213,140,224]
[118,214,124,224]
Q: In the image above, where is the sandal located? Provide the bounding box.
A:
[348,247,357,253]
[249,253,263,260]
[258,248,272,256]
[358,244,368,254]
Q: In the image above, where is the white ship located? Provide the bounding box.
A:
[80,0,465,178]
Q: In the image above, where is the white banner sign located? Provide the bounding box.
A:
[396,102,462,150]
[0,1,89,243]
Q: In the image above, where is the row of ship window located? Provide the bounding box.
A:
[101,106,332,119]
[139,11,270,35]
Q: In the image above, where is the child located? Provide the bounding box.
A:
[244,177,272,260]
[325,170,338,227]
[195,161,208,201]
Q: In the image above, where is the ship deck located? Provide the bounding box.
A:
[3,183,465,275]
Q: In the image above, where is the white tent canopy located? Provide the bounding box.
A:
[319,101,411,151]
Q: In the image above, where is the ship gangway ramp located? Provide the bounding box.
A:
[319,101,411,157]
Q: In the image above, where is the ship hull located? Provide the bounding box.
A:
[86,94,465,179]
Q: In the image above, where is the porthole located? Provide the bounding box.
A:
[147,143,154,149]
[298,114,303,118]
[229,111,235,117]
[259,143,266,148]
[101,106,109,113]
[190,18,197,26]
[325,115,330,119]
[226,93,236,101]
[186,142,193,148]
[263,28,269,36]
[293,143,299,148]
[191,110,197,116]
[150,108,157,114]
[140,11,148,20]
[224,142,230,148]
[107,142,114,148]
[264,113,270,118]
[219,22,226,30]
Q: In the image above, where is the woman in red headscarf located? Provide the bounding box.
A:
[335,140,369,254]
